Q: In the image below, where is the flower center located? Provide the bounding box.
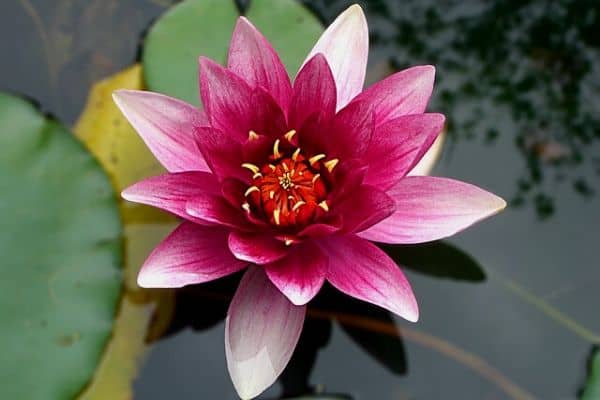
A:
[241,132,338,229]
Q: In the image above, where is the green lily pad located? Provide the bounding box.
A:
[0,93,122,399]
[143,0,322,105]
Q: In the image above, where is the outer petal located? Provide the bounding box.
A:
[113,90,210,172]
[137,222,247,288]
[228,17,292,109]
[199,57,286,142]
[359,177,507,244]
[302,4,368,110]
[364,113,445,189]
[288,54,336,129]
[352,65,435,126]
[122,171,219,222]
[226,267,305,400]
[228,231,288,265]
[322,235,418,322]
[265,241,328,306]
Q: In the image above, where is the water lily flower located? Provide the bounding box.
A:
[114,4,505,399]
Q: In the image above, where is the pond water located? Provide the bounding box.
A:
[1,0,598,399]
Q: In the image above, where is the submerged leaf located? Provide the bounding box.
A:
[0,92,122,399]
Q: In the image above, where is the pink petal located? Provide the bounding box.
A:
[186,193,252,231]
[265,241,328,305]
[137,222,247,288]
[322,235,418,322]
[228,231,289,265]
[328,100,374,159]
[352,65,435,126]
[302,4,368,110]
[113,90,210,172]
[199,57,286,142]
[408,132,445,176]
[228,17,292,109]
[288,54,336,129]
[358,176,507,244]
[334,185,396,234]
[364,113,445,190]
[226,267,305,399]
[121,171,219,222]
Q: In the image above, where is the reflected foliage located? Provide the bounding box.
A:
[303,0,600,218]
[381,241,486,282]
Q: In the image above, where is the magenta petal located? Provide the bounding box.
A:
[328,100,374,159]
[334,185,396,234]
[265,241,328,305]
[112,90,210,172]
[137,222,247,288]
[194,126,248,182]
[228,231,288,265]
[303,5,368,110]
[199,57,286,142]
[364,113,445,190]
[186,193,252,231]
[353,65,435,126]
[122,171,219,223]
[288,54,336,129]
[228,17,292,109]
[226,267,305,399]
[359,176,507,244]
[322,235,418,322]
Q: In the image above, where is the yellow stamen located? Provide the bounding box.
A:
[273,208,281,225]
[284,129,296,142]
[241,163,260,174]
[248,130,259,141]
[292,148,301,161]
[268,164,276,171]
[324,158,339,172]
[318,200,329,212]
[292,201,306,212]
[312,174,321,184]
[269,190,275,199]
[253,172,263,179]
[244,186,259,197]
[273,139,282,159]
[241,202,251,212]
[309,154,326,166]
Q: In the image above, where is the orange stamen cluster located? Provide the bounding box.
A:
[242,131,338,229]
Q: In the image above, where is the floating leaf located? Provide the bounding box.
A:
[74,65,177,400]
[381,241,486,282]
[0,92,122,399]
[142,0,322,105]
[142,0,239,105]
[245,0,322,75]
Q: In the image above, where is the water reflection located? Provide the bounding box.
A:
[303,0,600,218]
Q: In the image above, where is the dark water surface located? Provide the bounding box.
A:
[1,0,599,399]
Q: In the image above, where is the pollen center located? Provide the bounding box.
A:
[242,137,336,228]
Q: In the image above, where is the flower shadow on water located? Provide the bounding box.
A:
[158,240,484,399]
